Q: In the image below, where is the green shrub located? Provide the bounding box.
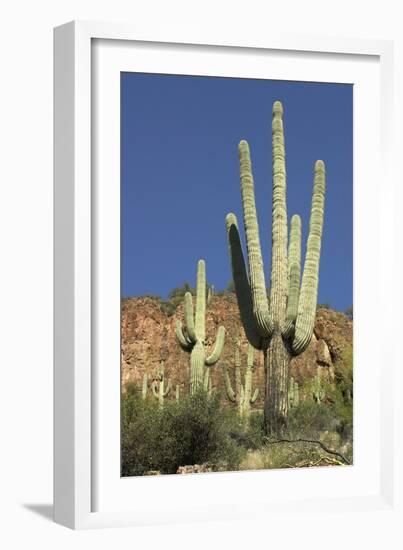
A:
[228,411,266,450]
[317,302,331,310]
[121,390,245,476]
[159,300,177,316]
[288,382,352,445]
[288,400,337,439]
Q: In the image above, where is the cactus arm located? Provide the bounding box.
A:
[294,381,299,406]
[205,325,225,366]
[244,343,257,403]
[247,342,254,367]
[208,377,213,396]
[175,320,193,351]
[239,385,246,413]
[184,292,197,343]
[250,388,259,404]
[203,367,210,391]
[225,213,262,350]
[269,101,288,329]
[223,363,236,402]
[163,378,172,397]
[292,160,326,355]
[238,140,274,338]
[195,259,206,341]
[234,339,242,395]
[207,284,213,306]
[142,373,148,399]
[151,382,159,398]
[289,376,295,407]
[283,214,302,338]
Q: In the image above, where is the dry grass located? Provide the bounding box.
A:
[239,436,349,471]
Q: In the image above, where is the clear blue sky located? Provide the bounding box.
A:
[121,73,353,312]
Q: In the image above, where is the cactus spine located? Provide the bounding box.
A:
[226,100,325,436]
[142,373,148,400]
[152,360,171,408]
[175,259,225,394]
[223,339,259,422]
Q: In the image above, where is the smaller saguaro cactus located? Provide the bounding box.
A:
[288,376,299,408]
[313,370,325,404]
[203,368,214,397]
[152,361,171,408]
[223,338,259,421]
[175,259,225,394]
[207,284,214,306]
[142,373,148,400]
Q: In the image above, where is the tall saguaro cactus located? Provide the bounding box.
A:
[223,338,259,422]
[226,100,326,436]
[175,259,225,394]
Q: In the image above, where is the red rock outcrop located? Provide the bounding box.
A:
[121,295,352,405]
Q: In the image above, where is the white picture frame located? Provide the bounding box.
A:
[54,20,396,530]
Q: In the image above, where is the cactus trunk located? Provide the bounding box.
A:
[264,335,290,436]
[190,342,206,394]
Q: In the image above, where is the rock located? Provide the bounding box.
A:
[176,464,212,474]
[121,297,352,403]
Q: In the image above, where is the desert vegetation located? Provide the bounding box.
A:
[121,100,353,476]
[121,348,353,476]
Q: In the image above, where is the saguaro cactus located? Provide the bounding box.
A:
[142,373,148,400]
[223,338,259,422]
[288,376,299,408]
[175,259,225,394]
[152,360,171,408]
[313,370,325,404]
[226,100,326,436]
[203,368,214,397]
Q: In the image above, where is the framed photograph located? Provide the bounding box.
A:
[54,21,395,530]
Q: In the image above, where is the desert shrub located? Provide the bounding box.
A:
[288,382,352,447]
[121,390,245,476]
[325,385,353,442]
[226,280,235,293]
[317,302,331,310]
[159,300,177,316]
[164,391,244,471]
[329,346,353,441]
[288,400,337,439]
[143,294,161,301]
[121,392,163,476]
[158,281,214,317]
[344,306,353,320]
[229,411,266,450]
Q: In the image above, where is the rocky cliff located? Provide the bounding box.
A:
[121,294,352,404]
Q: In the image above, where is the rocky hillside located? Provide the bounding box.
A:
[121,294,352,404]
